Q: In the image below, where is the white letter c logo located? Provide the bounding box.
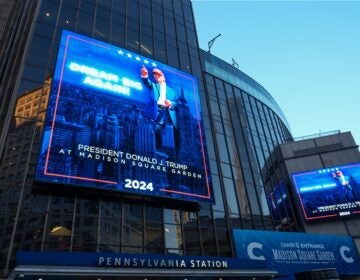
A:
[247,242,265,260]
[340,246,354,263]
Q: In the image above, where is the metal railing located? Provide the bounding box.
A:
[293,130,341,141]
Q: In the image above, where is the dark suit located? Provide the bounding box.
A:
[141,77,177,128]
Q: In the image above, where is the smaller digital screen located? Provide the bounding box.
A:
[291,162,360,221]
[268,181,292,222]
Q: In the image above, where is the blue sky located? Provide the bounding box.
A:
[192,1,360,145]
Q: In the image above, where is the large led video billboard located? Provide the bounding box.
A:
[291,163,360,220]
[35,30,213,203]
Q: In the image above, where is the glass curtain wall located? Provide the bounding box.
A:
[201,50,297,233]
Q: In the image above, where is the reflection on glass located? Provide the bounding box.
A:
[165,223,182,250]
[49,225,71,237]
[45,215,72,251]
[164,209,180,224]
[145,227,163,250]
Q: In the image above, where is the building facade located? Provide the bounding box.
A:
[1,1,359,279]
[265,132,360,244]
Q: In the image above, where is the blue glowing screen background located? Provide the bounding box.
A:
[35,30,213,203]
[268,181,292,222]
[291,162,360,220]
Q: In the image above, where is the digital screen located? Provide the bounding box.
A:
[268,181,292,222]
[291,163,360,220]
[35,30,213,203]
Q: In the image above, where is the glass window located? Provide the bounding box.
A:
[205,129,215,159]
[38,1,60,25]
[45,214,73,251]
[140,24,152,38]
[123,219,143,246]
[95,17,110,40]
[213,211,226,228]
[112,13,125,25]
[127,0,139,19]
[163,0,173,12]
[145,205,162,222]
[209,159,219,175]
[112,0,126,15]
[211,174,225,212]
[200,227,217,256]
[216,229,231,257]
[76,198,99,215]
[198,207,212,228]
[154,40,166,62]
[166,36,177,48]
[164,209,180,224]
[140,6,151,26]
[123,203,143,220]
[179,50,191,72]
[145,226,163,251]
[175,22,186,42]
[183,226,200,255]
[110,23,125,47]
[96,6,110,19]
[210,98,220,116]
[227,136,240,166]
[140,34,153,56]
[73,216,97,251]
[62,0,79,8]
[17,79,43,96]
[165,224,183,250]
[58,5,77,30]
[152,11,164,32]
[182,211,198,227]
[215,133,229,163]
[126,29,139,52]
[100,200,121,219]
[99,217,121,252]
[140,0,151,8]
[33,23,54,39]
[167,46,179,68]
[26,35,52,66]
[223,177,239,215]
[80,1,95,14]
[164,17,175,35]
[246,181,261,216]
[77,12,94,36]
[153,29,164,42]
[50,196,74,214]
[127,18,140,33]
[221,163,232,178]
[173,1,184,18]
[206,84,216,97]
[190,55,201,77]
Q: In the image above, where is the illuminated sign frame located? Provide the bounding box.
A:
[291,162,360,221]
[35,30,213,203]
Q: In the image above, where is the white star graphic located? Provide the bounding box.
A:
[117,50,124,55]
[127,53,132,58]
[143,59,149,64]
[135,56,141,61]
[152,62,157,67]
